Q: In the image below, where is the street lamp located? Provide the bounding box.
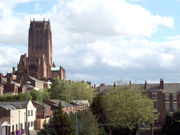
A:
[75,90,78,135]
[25,81,31,135]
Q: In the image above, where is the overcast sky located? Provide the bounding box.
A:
[1,0,180,84]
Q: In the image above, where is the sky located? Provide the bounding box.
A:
[0,0,180,85]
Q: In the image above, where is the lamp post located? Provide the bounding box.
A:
[25,81,31,135]
[75,91,78,135]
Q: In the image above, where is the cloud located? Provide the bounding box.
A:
[0,46,21,74]
[0,0,178,84]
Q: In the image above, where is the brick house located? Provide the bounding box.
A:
[0,85,3,97]
[70,100,90,111]
[97,79,180,126]
[32,101,52,130]
[141,79,180,125]
[44,100,76,114]
[0,100,36,134]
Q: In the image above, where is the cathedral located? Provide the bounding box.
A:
[17,19,66,80]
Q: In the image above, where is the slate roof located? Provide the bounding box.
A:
[33,101,51,108]
[1,77,20,87]
[49,100,73,107]
[71,100,89,106]
[29,76,44,83]
[97,82,180,94]
[0,102,26,110]
[135,83,180,93]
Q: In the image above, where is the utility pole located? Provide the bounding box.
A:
[76,90,78,135]
[25,81,31,135]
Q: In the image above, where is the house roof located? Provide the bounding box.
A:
[29,76,44,83]
[33,101,51,108]
[0,102,26,110]
[97,82,180,94]
[71,100,89,106]
[49,100,73,107]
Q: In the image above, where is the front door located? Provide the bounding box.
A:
[2,126,6,135]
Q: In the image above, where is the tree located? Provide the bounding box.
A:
[0,92,32,101]
[49,79,95,103]
[42,89,50,101]
[91,85,155,135]
[69,81,95,104]
[38,102,76,135]
[30,89,43,101]
[162,111,180,135]
[48,78,70,101]
[70,110,100,135]
[37,119,56,135]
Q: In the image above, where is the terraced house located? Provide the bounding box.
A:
[0,101,36,135]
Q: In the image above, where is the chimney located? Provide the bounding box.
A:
[113,82,116,90]
[12,67,15,74]
[7,75,12,84]
[129,81,132,88]
[0,73,3,83]
[144,81,147,89]
[160,78,164,90]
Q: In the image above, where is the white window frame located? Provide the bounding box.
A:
[173,102,178,111]
[165,101,170,111]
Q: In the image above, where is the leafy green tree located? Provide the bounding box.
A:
[69,81,95,104]
[53,102,75,135]
[162,111,180,135]
[48,78,69,101]
[38,102,76,135]
[42,89,50,101]
[49,79,95,103]
[16,92,32,101]
[70,110,100,135]
[37,119,56,135]
[0,92,32,101]
[91,85,154,135]
[30,89,43,101]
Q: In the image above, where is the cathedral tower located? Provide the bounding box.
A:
[28,20,53,67]
[17,19,66,81]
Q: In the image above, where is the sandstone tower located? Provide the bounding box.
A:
[17,19,66,80]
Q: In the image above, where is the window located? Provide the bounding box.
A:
[28,122,30,127]
[152,93,157,99]
[16,124,18,131]
[173,102,177,111]
[31,110,33,116]
[12,125,14,131]
[165,102,170,111]
[28,110,30,116]
[165,94,170,100]
[153,101,158,110]
[21,123,23,130]
[31,121,33,127]
[173,94,177,100]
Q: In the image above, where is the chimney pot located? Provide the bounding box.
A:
[160,78,164,90]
